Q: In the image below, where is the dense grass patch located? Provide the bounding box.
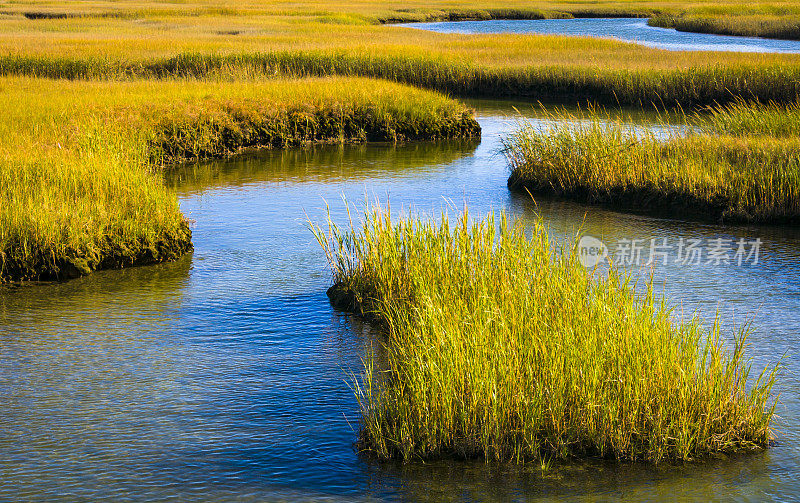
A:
[0,77,478,282]
[702,99,800,137]
[2,1,800,109]
[2,51,800,108]
[504,105,800,224]
[312,205,777,463]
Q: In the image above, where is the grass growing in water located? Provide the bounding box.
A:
[312,205,778,463]
[504,104,800,224]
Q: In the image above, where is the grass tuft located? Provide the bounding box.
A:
[312,204,778,463]
[504,105,800,224]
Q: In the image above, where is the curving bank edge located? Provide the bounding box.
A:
[1,78,481,283]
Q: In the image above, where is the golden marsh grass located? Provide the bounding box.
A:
[504,104,800,224]
[312,205,778,463]
[0,76,478,281]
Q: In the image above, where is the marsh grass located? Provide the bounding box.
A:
[311,205,778,463]
[2,51,800,107]
[3,1,800,109]
[650,12,800,41]
[700,100,800,137]
[1,76,478,281]
[504,105,800,224]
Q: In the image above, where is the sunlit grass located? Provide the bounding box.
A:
[503,104,800,224]
[701,99,800,137]
[1,2,800,106]
[311,204,778,463]
[650,10,800,40]
[6,0,800,277]
[3,50,799,107]
[0,76,478,281]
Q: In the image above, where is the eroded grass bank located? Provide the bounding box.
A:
[1,77,479,282]
[504,104,800,224]
[312,206,777,463]
[649,11,800,41]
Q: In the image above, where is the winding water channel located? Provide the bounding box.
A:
[1,101,798,501]
[402,18,800,53]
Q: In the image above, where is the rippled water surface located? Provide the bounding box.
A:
[402,18,800,53]
[1,102,799,501]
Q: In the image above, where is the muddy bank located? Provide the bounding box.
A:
[507,175,800,226]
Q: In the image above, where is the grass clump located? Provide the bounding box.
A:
[1,76,478,282]
[312,205,777,463]
[1,137,193,282]
[504,105,800,224]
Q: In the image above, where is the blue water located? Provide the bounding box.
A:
[402,18,800,53]
[1,102,799,501]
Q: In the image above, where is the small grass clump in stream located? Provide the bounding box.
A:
[312,205,778,463]
[504,104,800,224]
[1,76,478,282]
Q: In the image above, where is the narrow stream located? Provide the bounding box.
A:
[401,18,800,53]
[0,101,798,501]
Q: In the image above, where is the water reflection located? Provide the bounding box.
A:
[403,18,800,54]
[0,100,798,501]
[167,140,481,194]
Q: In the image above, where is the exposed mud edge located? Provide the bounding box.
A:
[507,174,800,226]
[151,108,482,166]
[1,220,193,283]
[326,282,360,313]
[326,282,390,326]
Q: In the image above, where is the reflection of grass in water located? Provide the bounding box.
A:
[312,204,778,463]
[504,104,800,224]
[0,253,193,323]
[167,139,481,193]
